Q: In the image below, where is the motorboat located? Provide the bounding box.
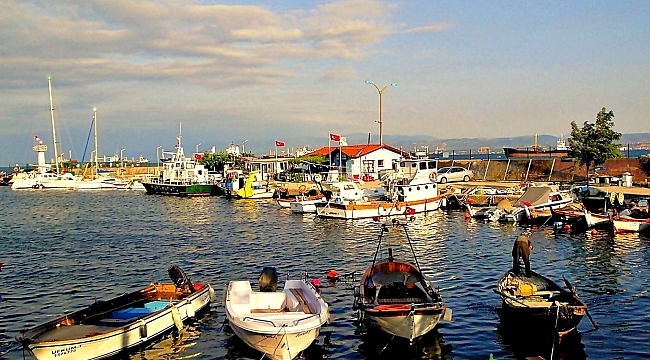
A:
[353,220,451,343]
[16,266,214,360]
[224,267,330,360]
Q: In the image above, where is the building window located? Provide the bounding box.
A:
[378,160,384,167]
[363,160,375,174]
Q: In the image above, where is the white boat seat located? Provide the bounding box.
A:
[250,308,287,313]
[289,288,314,314]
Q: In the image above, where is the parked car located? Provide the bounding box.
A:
[436,166,473,183]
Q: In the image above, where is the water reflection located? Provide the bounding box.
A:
[356,327,452,359]
[495,310,587,360]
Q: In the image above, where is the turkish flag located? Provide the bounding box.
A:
[275,140,285,147]
[330,133,341,141]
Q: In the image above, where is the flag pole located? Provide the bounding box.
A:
[275,141,278,175]
[339,138,342,178]
[328,132,331,177]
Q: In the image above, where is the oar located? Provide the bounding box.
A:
[493,289,529,307]
[562,276,599,330]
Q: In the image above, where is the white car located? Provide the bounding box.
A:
[437,166,473,183]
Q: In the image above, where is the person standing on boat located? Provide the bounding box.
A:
[512,230,533,277]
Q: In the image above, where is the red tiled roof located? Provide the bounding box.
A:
[305,144,410,158]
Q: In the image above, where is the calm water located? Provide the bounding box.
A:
[0,188,649,360]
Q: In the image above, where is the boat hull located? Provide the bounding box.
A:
[364,308,443,341]
[503,147,569,158]
[229,322,321,360]
[317,197,444,220]
[20,284,214,360]
[612,217,650,234]
[142,182,222,196]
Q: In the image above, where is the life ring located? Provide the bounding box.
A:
[374,304,411,311]
[279,187,288,193]
[298,185,307,193]
[429,171,437,183]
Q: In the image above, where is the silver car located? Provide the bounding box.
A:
[436,166,473,183]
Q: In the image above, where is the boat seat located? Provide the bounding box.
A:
[377,297,427,304]
[250,308,287,313]
[289,288,314,314]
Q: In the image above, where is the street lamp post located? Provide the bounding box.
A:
[242,139,249,155]
[156,146,163,174]
[365,80,397,146]
[120,148,126,168]
[196,143,201,154]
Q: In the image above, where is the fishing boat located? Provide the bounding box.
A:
[224,267,330,360]
[16,266,214,360]
[227,171,276,199]
[503,135,569,158]
[353,220,451,343]
[496,270,592,338]
[611,216,650,234]
[142,124,221,197]
[316,158,445,220]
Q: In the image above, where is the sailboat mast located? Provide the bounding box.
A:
[93,108,98,176]
[48,76,60,174]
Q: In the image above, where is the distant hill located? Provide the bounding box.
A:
[292,133,650,153]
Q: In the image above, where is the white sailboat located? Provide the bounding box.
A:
[77,108,117,190]
[11,77,78,190]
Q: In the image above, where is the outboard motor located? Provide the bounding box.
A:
[168,265,195,293]
[322,190,333,201]
[258,267,278,292]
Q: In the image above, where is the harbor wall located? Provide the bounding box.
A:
[438,158,649,185]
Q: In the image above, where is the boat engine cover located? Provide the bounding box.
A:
[259,267,278,292]
[168,265,195,293]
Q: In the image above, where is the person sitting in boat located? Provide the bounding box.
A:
[512,230,533,277]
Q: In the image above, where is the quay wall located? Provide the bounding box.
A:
[439,158,649,185]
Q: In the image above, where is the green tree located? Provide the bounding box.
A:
[199,151,230,171]
[568,107,622,178]
[640,155,650,177]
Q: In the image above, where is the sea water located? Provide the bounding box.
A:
[0,188,649,359]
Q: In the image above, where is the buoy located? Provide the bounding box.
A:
[311,278,321,287]
[464,212,471,220]
[0,262,3,271]
[327,270,338,280]
[563,225,571,232]
[591,229,598,235]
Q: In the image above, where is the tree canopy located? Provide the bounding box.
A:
[568,107,622,177]
[640,155,650,177]
[199,151,231,171]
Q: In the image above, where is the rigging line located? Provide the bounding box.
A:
[52,97,79,162]
[402,223,422,273]
[367,224,387,285]
[377,334,396,356]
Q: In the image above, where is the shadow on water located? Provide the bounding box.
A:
[356,327,452,360]
[494,308,587,360]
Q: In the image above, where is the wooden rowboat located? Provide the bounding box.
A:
[16,266,214,360]
[496,270,589,338]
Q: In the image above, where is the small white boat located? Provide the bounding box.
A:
[290,195,327,213]
[224,268,330,360]
[229,171,275,199]
[77,177,120,190]
[353,220,451,343]
[16,266,214,360]
[611,216,650,234]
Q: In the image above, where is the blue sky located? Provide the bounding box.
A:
[1,0,648,165]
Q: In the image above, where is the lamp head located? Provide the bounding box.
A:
[364,80,371,84]
[390,82,398,87]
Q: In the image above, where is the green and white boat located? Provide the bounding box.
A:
[143,124,222,197]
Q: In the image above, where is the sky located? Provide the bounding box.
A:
[1,0,649,165]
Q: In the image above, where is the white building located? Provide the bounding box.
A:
[307,144,410,181]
